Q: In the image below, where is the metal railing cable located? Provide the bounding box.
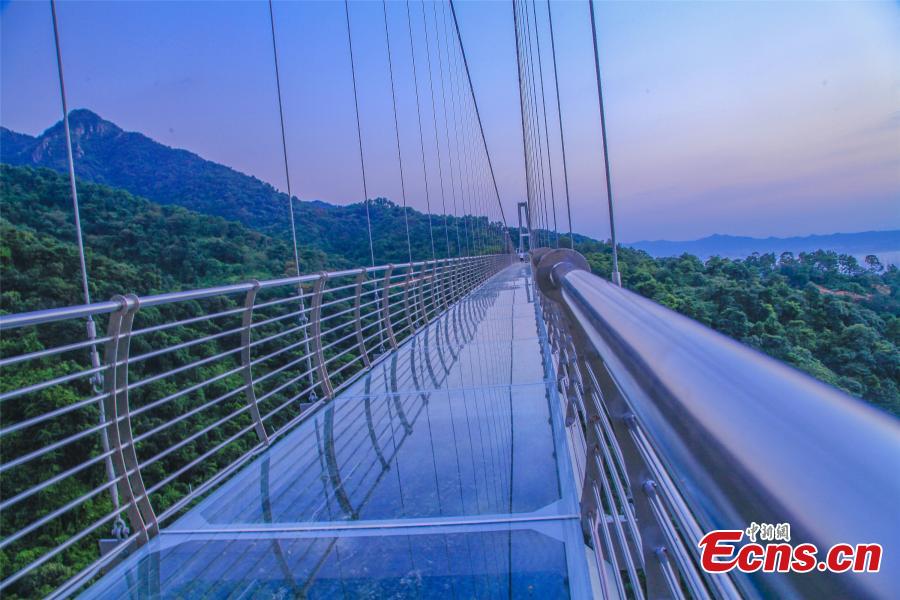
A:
[532,249,900,599]
[0,253,512,597]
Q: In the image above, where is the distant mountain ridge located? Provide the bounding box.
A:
[0,110,505,265]
[629,231,900,260]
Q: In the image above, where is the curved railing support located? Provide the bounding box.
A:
[310,272,333,400]
[101,294,158,543]
[240,280,269,445]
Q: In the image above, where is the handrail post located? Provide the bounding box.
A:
[101,294,158,544]
[352,270,371,368]
[402,266,415,334]
[417,265,429,328]
[240,280,269,445]
[382,264,398,349]
[310,273,334,400]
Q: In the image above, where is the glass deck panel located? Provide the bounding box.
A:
[81,263,592,599]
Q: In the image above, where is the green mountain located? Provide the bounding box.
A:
[0,110,505,265]
[0,164,332,311]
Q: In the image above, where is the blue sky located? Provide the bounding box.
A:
[2,0,898,242]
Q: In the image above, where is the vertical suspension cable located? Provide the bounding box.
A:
[432,0,463,259]
[405,0,437,262]
[443,3,476,258]
[528,0,559,248]
[438,2,470,257]
[268,0,303,280]
[546,0,574,248]
[343,0,388,352]
[511,0,536,250]
[420,0,453,260]
[588,0,621,285]
[521,2,550,249]
[50,0,123,531]
[519,0,545,248]
[381,0,413,264]
[343,0,378,270]
[50,0,91,311]
[449,0,511,243]
[268,0,316,396]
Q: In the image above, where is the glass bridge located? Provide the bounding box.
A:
[81,263,594,598]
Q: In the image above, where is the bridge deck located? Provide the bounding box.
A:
[82,263,592,599]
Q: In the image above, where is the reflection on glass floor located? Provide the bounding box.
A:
[82,264,592,599]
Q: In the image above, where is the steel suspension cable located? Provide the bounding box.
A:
[451,8,484,258]
[50,0,121,530]
[268,0,316,395]
[381,0,413,264]
[420,0,453,260]
[268,0,303,281]
[588,0,622,285]
[522,2,551,248]
[545,0,574,248]
[511,0,536,250]
[448,0,511,238]
[343,0,377,270]
[450,39,480,257]
[517,0,544,247]
[431,0,463,259]
[404,0,437,262]
[439,2,471,257]
[528,0,560,248]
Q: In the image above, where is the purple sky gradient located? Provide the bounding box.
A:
[2,0,898,242]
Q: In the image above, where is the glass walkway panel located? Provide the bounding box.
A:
[81,263,593,598]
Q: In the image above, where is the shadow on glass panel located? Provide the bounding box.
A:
[171,265,561,527]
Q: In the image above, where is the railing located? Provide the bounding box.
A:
[0,253,512,598]
[532,248,900,600]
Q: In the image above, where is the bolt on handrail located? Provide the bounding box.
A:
[532,248,900,599]
[0,253,513,597]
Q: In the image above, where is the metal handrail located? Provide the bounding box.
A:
[0,253,512,596]
[533,249,900,599]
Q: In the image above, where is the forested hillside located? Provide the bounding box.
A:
[579,240,900,416]
[1,111,505,266]
[0,165,333,311]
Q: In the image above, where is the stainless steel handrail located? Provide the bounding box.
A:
[0,253,513,596]
[533,249,900,599]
